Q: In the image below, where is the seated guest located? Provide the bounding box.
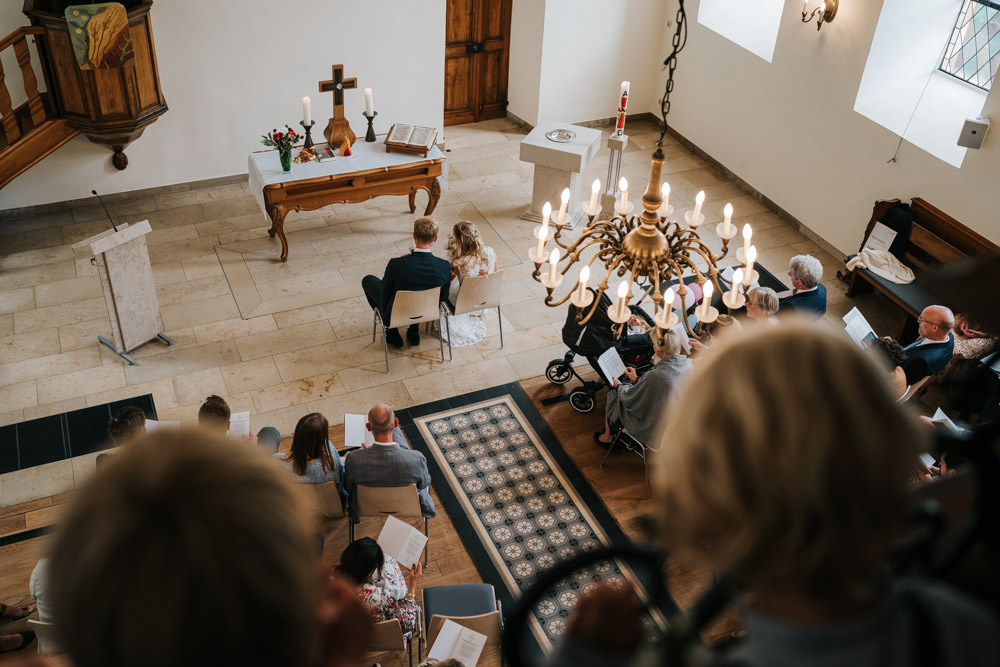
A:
[338,537,422,635]
[43,429,372,667]
[562,287,653,380]
[902,305,956,385]
[941,313,998,381]
[257,426,282,455]
[746,286,779,327]
[867,336,909,399]
[552,324,1000,666]
[595,328,692,446]
[688,314,741,355]
[779,254,826,317]
[274,413,346,502]
[443,221,498,347]
[198,394,231,435]
[362,216,451,349]
[98,405,148,467]
[344,404,436,523]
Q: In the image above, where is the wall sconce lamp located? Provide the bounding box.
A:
[802,0,838,31]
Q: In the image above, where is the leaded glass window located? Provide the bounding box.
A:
[940,0,1000,90]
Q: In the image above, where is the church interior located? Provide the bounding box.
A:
[0,1,998,665]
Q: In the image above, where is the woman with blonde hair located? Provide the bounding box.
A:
[745,286,779,326]
[443,220,497,346]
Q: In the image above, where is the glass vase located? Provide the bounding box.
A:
[278,145,292,173]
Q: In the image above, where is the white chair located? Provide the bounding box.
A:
[898,375,931,402]
[351,483,430,565]
[372,287,445,373]
[27,619,59,655]
[440,270,505,360]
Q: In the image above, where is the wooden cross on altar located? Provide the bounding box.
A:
[319,64,357,121]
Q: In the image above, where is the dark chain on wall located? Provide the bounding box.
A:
[658,0,688,148]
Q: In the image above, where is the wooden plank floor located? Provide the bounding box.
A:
[0,374,739,665]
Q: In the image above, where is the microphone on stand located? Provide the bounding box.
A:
[91,189,118,232]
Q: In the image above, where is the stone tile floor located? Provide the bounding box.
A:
[0,117,899,506]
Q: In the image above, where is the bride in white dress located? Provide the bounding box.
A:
[442,221,497,347]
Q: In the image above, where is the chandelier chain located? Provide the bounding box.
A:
[659,0,688,148]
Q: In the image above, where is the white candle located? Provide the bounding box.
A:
[548,248,559,283]
[542,201,552,234]
[732,267,744,289]
[534,225,548,259]
[663,287,675,313]
[723,203,733,236]
[691,191,705,223]
[743,245,757,285]
[803,0,808,13]
[588,179,600,211]
[620,81,630,104]
[577,265,590,302]
[558,188,570,217]
[364,88,373,116]
[616,281,630,320]
[701,281,714,318]
[619,177,628,212]
[742,223,752,258]
[660,182,671,217]
[302,96,311,125]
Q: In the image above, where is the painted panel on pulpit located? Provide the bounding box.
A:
[65,2,135,70]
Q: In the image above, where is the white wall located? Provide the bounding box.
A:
[654,0,999,255]
[508,0,667,128]
[698,0,785,63]
[0,0,446,209]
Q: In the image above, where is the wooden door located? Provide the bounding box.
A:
[444,0,512,126]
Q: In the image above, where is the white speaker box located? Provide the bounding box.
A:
[957,114,990,149]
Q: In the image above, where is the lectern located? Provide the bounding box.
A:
[73,220,172,364]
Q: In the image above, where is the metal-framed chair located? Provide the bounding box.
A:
[440,269,505,359]
[422,583,502,663]
[600,426,652,499]
[360,616,422,667]
[350,483,430,565]
[372,287,445,373]
[898,375,931,402]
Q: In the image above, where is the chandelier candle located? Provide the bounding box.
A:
[619,177,628,213]
[700,281,714,319]
[302,97,311,125]
[660,182,671,217]
[588,179,600,211]
[558,188,570,219]
[654,287,679,329]
[723,268,745,309]
[743,245,758,286]
[723,204,733,236]
[690,191,705,226]
[548,248,559,283]
[741,223,752,262]
[616,281,630,320]
[576,265,590,302]
[533,224,548,261]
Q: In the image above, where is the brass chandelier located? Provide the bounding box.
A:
[528,0,757,335]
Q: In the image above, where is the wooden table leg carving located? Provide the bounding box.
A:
[267,206,290,262]
[425,178,442,215]
[408,188,417,214]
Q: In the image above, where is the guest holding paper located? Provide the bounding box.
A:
[362,217,451,349]
[274,413,347,506]
[338,537,422,635]
[443,221,497,347]
[595,328,692,446]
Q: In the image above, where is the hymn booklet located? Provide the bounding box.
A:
[385,123,438,155]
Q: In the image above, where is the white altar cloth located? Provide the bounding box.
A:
[247,141,448,216]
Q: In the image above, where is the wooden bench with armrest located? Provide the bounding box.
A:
[841,198,999,343]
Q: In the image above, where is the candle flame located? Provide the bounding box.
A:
[663,287,674,305]
[743,223,752,239]
[579,265,590,283]
[617,281,629,298]
[661,182,670,195]
[560,188,570,203]
[733,268,743,284]
[542,202,552,216]
[703,281,714,299]
[619,177,628,192]
[695,191,706,204]
[724,203,733,217]
[592,179,600,193]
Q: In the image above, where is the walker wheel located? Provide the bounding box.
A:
[545,361,573,385]
[569,388,596,413]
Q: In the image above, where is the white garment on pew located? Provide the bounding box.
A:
[846,248,915,285]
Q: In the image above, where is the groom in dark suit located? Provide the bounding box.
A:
[362,217,451,348]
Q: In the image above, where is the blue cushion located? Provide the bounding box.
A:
[423,584,496,630]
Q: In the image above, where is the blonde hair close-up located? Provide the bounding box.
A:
[413,216,439,245]
[451,220,489,264]
[47,429,319,667]
[654,321,925,600]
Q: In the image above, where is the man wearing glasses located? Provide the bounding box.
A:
[902,305,955,384]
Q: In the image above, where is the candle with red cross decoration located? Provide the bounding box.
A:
[615,81,630,137]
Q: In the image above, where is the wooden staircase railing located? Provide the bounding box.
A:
[0,25,79,190]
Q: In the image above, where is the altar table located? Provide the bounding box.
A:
[248,141,448,261]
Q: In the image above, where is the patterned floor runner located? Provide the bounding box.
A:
[397,383,674,656]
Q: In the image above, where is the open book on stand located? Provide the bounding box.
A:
[385,123,438,156]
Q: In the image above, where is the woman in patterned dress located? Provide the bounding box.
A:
[338,537,422,634]
[443,221,498,347]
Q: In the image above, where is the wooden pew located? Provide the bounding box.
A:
[842,198,998,342]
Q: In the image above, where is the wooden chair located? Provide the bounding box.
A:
[422,584,502,662]
[27,619,59,655]
[440,269,505,359]
[350,483,430,565]
[898,375,931,403]
[359,617,421,667]
[600,427,652,499]
[372,287,445,373]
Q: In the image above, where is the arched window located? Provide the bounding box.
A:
[940,0,999,90]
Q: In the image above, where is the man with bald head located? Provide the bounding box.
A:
[343,404,436,523]
[901,305,955,385]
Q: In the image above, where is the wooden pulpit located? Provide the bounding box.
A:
[73,220,172,364]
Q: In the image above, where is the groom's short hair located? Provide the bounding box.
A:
[413,217,438,245]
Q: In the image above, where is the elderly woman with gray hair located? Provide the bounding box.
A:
[779,254,826,317]
[594,327,692,446]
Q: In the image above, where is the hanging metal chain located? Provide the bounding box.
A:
[658,0,688,148]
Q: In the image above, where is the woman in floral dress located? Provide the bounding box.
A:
[338,538,422,634]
